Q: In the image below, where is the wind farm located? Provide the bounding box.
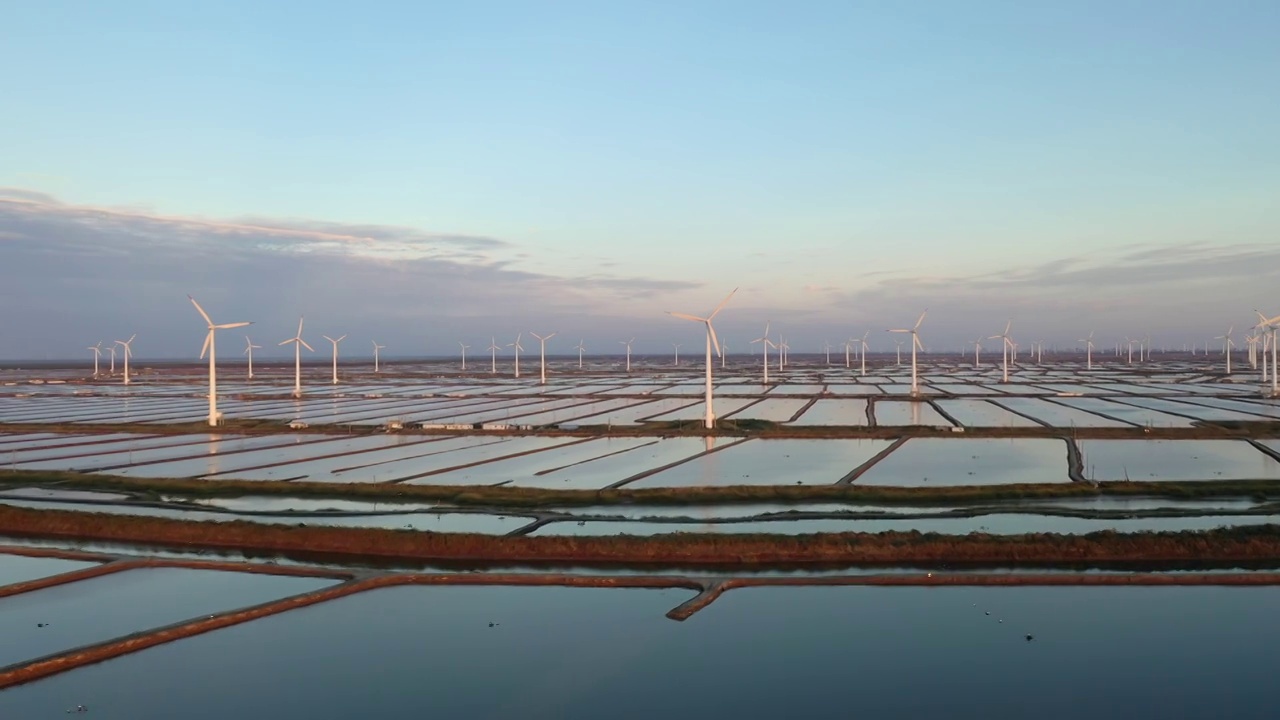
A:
[3,1,1280,713]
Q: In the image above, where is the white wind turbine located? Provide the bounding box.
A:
[619,338,634,373]
[1213,325,1234,375]
[721,339,728,369]
[750,322,772,384]
[189,296,251,427]
[508,333,523,378]
[893,339,904,365]
[531,331,558,385]
[244,336,262,379]
[487,337,501,373]
[88,342,102,378]
[278,317,314,398]
[1256,310,1280,396]
[823,341,832,365]
[574,340,586,369]
[858,331,870,376]
[371,341,386,373]
[672,342,681,366]
[114,335,136,385]
[971,336,984,367]
[667,288,737,429]
[989,320,1014,383]
[324,334,347,384]
[108,344,117,375]
[1078,331,1095,370]
[459,341,470,371]
[843,338,853,369]
[887,310,927,395]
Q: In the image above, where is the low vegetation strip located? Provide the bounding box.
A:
[5,504,1280,568]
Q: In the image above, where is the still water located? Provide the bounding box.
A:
[2,584,1276,718]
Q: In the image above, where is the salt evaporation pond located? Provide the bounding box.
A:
[214,436,506,483]
[517,437,717,489]
[933,399,1041,428]
[790,399,869,426]
[0,552,100,587]
[872,400,952,427]
[726,398,810,422]
[0,567,336,669]
[627,439,895,488]
[6,584,1280,718]
[994,398,1130,427]
[1052,398,1197,428]
[1078,440,1280,481]
[856,438,1072,487]
[419,437,658,486]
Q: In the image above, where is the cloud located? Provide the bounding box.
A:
[0,190,701,359]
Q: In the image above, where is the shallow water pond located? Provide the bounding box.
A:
[5,585,1280,719]
[856,438,1072,487]
[0,552,100,588]
[1078,440,1280,481]
[627,439,894,488]
[0,567,336,669]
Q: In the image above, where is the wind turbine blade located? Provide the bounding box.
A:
[324,336,335,343]
[300,340,315,352]
[914,310,928,330]
[913,336,923,350]
[546,332,557,340]
[296,317,304,336]
[887,329,909,334]
[188,295,213,326]
[1003,320,1012,335]
[707,287,738,320]
[337,335,347,342]
[668,312,705,323]
[707,322,721,357]
[127,334,136,343]
[215,322,251,330]
[279,339,293,346]
[199,331,212,360]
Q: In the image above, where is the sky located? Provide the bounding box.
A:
[2,1,1279,361]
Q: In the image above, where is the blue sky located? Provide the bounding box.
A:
[2,1,1278,360]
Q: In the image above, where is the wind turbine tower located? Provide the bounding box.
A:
[667,288,737,430]
[189,296,251,427]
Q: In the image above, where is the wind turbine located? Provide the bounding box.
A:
[1256,310,1280,396]
[371,341,386,373]
[750,322,772,384]
[459,341,470,371]
[666,288,736,429]
[893,339,904,365]
[506,333,524,377]
[324,334,348,384]
[672,342,681,366]
[619,338,634,373]
[823,341,832,365]
[843,338,853,369]
[721,339,728,369]
[244,336,261,379]
[189,295,251,427]
[1213,325,1234,375]
[114,335,136,386]
[858,331,870,376]
[531,331,557,385]
[487,337,501,373]
[278,317,314,398]
[971,336,984,367]
[887,310,926,395]
[989,320,1014,383]
[108,345,117,375]
[1078,331,1095,370]
[574,340,586,369]
[88,343,102,378]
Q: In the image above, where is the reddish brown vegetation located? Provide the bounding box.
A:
[4,504,1280,568]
